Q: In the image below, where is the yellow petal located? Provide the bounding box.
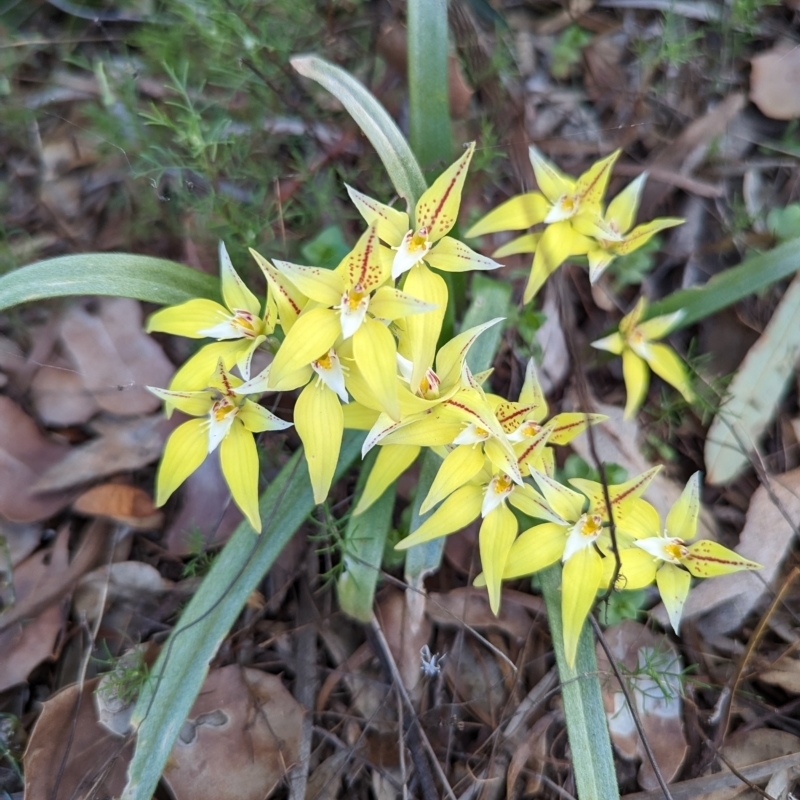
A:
[546,412,606,446]
[587,248,616,284]
[492,233,541,259]
[294,381,344,505]
[403,264,448,392]
[395,484,483,549]
[642,343,694,403]
[147,386,211,417]
[266,363,313,393]
[503,522,566,579]
[574,150,620,216]
[272,259,343,307]
[656,563,692,634]
[622,498,661,540]
[250,249,308,333]
[529,470,585,522]
[420,444,486,514]
[562,546,603,668]
[622,348,650,419]
[146,299,232,337]
[605,173,647,234]
[479,504,518,615]
[528,145,575,204]
[519,359,547,413]
[269,307,340,384]
[380,410,465,448]
[219,419,261,532]
[524,221,592,303]
[368,286,438,321]
[508,482,566,523]
[613,547,658,591]
[169,340,251,394]
[570,466,661,529]
[636,311,685,341]
[342,401,380,431]
[425,236,502,272]
[339,223,387,294]
[155,419,208,506]
[415,142,474,242]
[683,541,762,578]
[435,317,504,387]
[483,437,523,486]
[345,184,409,246]
[591,332,625,355]
[665,472,701,541]
[614,217,684,256]
[238,399,293,433]
[465,192,550,238]
[353,319,400,421]
[219,241,261,316]
[354,444,420,515]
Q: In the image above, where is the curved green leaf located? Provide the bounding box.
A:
[121,433,364,800]
[290,54,427,211]
[0,253,221,312]
[647,238,800,329]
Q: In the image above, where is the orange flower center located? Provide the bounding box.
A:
[212,396,238,422]
[580,514,603,537]
[315,352,333,371]
[346,288,366,311]
[408,228,429,252]
[232,309,259,337]
[493,473,513,495]
[665,541,688,561]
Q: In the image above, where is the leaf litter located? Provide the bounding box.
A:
[4,1,800,798]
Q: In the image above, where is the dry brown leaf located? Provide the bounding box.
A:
[23,675,133,800]
[59,298,174,416]
[750,44,800,120]
[2,520,42,567]
[670,467,800,636]
[162,665,304,800]
[30,353,101,426]
[757,650,800,695]
[702,728,800,800]
[596,621,687,790]
[33,415,169,493]
[0,396,74,522]
[427,587,538,642]
[73,483,163,529]
[73,561,173,625]
[0,527,68,692]
[376,588,432,693]
[506,712,555,799]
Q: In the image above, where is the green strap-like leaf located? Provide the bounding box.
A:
[647,238,800,329]
[291,54,427,211]
[0,253,220,312]
[121,433,363,800]
[337,451,395,622]
[461,273,512,374]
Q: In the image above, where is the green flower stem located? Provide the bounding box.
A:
[540,564,619,800]
[407,0,452,177]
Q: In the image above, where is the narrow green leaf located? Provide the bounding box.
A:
[404,449,445,589]
[705,272,800,485]
[121,433,363,800]
[408,0,452,176]
[337,452,396,622]
[647,238,800,329]
[291,54,427,210]
[0,254,220,312]
[461,273,512,373]
[540,565,620,800]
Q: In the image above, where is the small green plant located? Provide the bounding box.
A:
[550,24,593,81]
[95,645,151,707]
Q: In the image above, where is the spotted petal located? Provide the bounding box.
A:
[683,541,762,578]
[339,223,387,294]
[528,145,574,205]
[665,472,701,541]
[272,259,343,307]
[219,241,261,317]
[345,184,409,246]
[425,237,502,273]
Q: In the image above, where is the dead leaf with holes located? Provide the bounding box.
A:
[24,665,303,800]
[596,620,688,790]
[0,396,74,522]
[0,527,69,692]
[33,415,170,493]
[162,665,304,800]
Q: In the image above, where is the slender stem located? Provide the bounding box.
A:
[540,564,620,800]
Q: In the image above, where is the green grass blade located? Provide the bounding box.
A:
[540,565,620,800]
[121,433,363,800]
[291,54,427,210]
[337,453,396,623]
[0,253,220,312]
[705,272,800,485]
[460,273,512,373]
[403,449,445,588]
[647,238,800,329]
[407,0,452,176]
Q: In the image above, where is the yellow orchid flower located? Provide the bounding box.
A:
[396,429,560,614]
[148,361,292,532]
[572,173,683,284]
[466,147,619,302]
[147,242,277,391]
[591,297,695,419]
[487,466,661,666]
[268,223,435,421]
[614,472,762,634]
